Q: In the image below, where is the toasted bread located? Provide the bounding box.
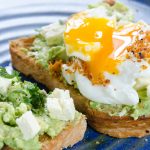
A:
[2,114,86,150]
[10,37,150,138]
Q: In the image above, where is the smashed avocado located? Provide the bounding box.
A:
[88,1,134,25]
[90,88,150,120]
[0,67,81,150]
[25,21,68,69]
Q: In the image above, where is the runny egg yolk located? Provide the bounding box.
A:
[64,16,126,83]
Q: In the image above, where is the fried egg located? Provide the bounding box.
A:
[63,8,150,105]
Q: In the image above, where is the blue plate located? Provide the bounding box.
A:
[0,0,150,149]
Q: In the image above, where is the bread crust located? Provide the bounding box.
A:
[10,37,150,138]
[2,115,86,150]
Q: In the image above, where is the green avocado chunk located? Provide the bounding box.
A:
[28,34,67,68]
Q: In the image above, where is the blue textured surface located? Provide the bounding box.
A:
[0,0,150,150]
[135,0,150,5]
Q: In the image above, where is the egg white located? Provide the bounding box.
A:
[62,60,150,105]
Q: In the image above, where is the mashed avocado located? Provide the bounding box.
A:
[90,88,150,120]
[26,22,68,69]
[88,1,134,25]
[0,67,81,150]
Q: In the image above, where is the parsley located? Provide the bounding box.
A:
[25,82,46,113]
[0,67,19,79]
[0,93,7,102]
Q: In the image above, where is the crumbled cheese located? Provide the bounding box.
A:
[46,88,75,121]
[16,111,41,140]
[0,77,12,95]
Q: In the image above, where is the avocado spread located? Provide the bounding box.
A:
[0,67,81,150]
[90,88,150,120]
[25,21,68,69]
[88,1,134,25]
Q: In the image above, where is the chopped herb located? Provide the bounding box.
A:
[0,67,19,79]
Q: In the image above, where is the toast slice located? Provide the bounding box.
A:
[10,37,150,138]
[3,115,86,150]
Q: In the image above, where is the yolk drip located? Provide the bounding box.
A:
[64,17,125,83]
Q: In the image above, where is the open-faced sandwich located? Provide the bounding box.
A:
[10,1,150,138]
[0,67,86,150]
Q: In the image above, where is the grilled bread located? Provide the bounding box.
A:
[3,115,86,150]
